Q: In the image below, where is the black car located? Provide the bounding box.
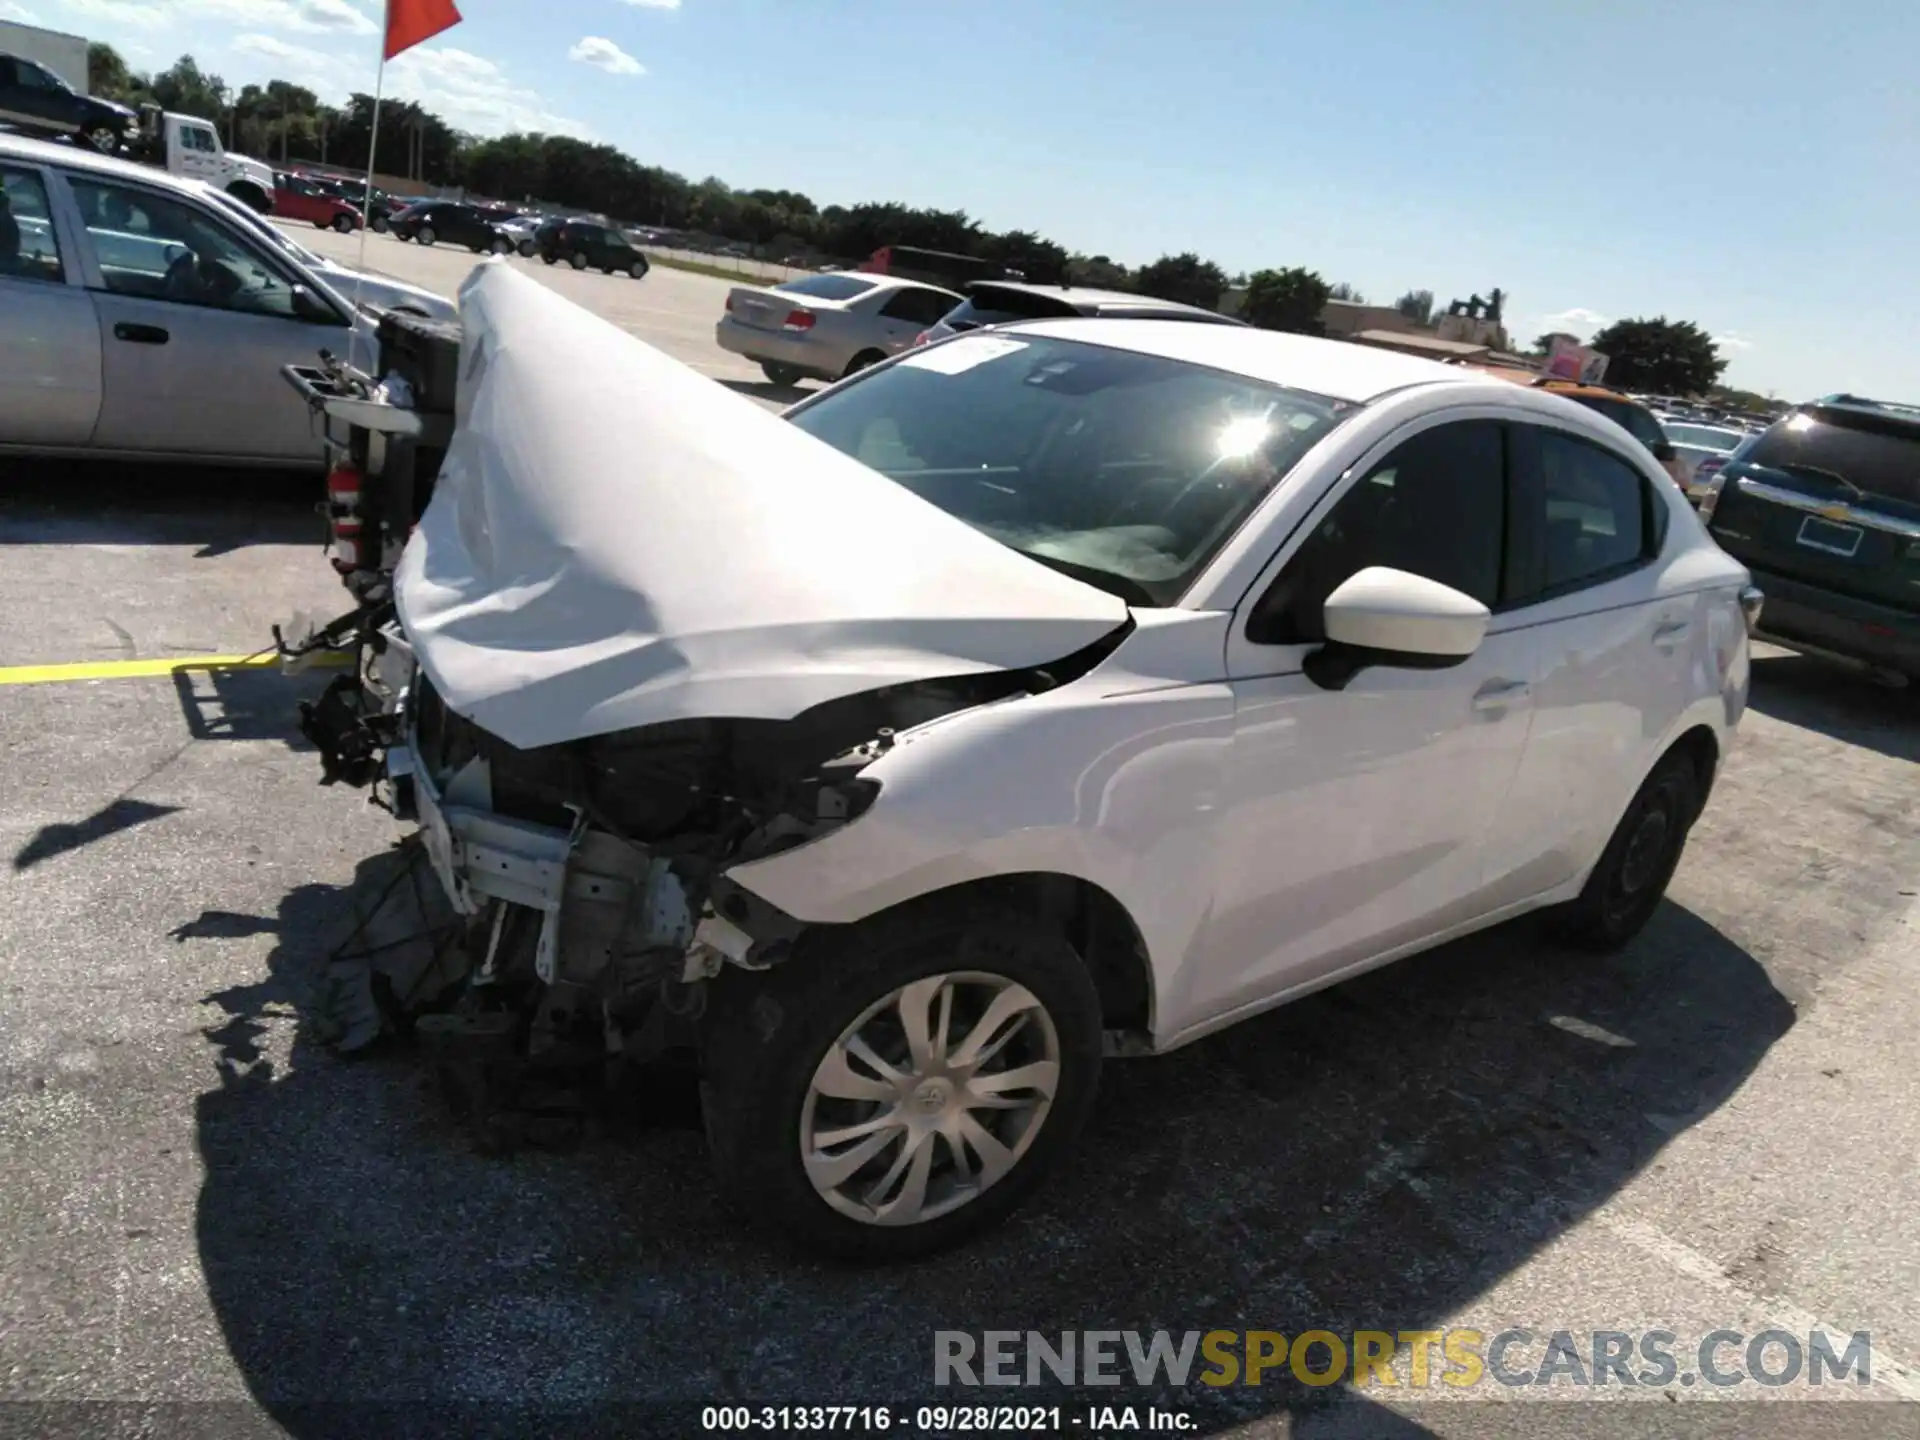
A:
[389,200,514,254]
[920,280,1244,343]
[534,219,651,278]
[1700,394,1920,686]
[0,52,136,152]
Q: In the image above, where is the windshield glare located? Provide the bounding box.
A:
[785,335,1353,605]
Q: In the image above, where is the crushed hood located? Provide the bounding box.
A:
[395,264,1129,751]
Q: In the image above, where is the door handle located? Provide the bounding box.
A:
[113,322,170,345]
[1472,679,1530,712]
[1652,619,1690,645]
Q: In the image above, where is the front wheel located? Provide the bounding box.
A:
[371,215,390,234]
[629,261,648,280]
[80,122,121,154]
[1557,749,1701,951]
[701,902,1102,1261]
[489,237,511,255]
[416,225,437,247]
[518,239,537,258]
[569,251,589,271]
[332,213,355,234]
[541,252,557,266]
[841,349,885,380]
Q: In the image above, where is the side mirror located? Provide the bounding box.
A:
[1653,439,1678,463]
[1305,566,1490,691]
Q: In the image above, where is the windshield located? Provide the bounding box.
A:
[775,273,879,301]
[1743,410,1920,507]
[785,334,1354,604]
[944,287,1079,329]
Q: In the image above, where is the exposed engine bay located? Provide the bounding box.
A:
[314,623,1128,1149]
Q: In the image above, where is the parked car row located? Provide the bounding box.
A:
[382,199,652,280]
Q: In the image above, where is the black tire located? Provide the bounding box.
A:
[541,252,557,266]
[569,251,589,271]
[841,350,886,380]
[489,237,511,255]
[760,362,803,387]
[1557,749,1701,951]
[416,225,437,247]
[518,239,537,258]
[371,215,390,234]
[701,900,1103,1262]
[80,122,121,154]
[332,213,355,234]
[629,260,648,280]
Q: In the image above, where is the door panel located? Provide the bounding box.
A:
[0,278,103,446]
[90,293,330,460]
[1199,628,1538,1024]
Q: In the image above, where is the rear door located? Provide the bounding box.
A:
[871,285,958,353]
[0,162,102,447]
[1705,406,1920,613]
[65,170,356,462]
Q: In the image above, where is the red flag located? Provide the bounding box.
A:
[385,0,462,60]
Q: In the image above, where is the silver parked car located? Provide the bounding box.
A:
[0,131,371,466]
[1660,420,1748,499]
[714,271,960,386]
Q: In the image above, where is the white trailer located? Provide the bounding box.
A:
[0,19,89,93]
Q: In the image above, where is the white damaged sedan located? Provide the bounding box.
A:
[383,265,1756,1260]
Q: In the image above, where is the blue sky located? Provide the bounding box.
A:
[36,0,1918,399]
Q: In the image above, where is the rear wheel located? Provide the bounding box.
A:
[371,214,390,234]
[416,225,437,247]
[1558,749,1701,951]
[760,362,803,387]
[332,213,355,234]
[702,902,1103,1261]
[569,251,589,270]
[541,252,557,266]
[80,121,121,154]
[517,239,537,258]
[629,261,648,279]
[489,236,511,255]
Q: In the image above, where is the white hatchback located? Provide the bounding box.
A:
[381,267,1758,1260]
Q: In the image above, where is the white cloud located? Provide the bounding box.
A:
[68,0,374,33]
[1713,332,1756,353]
[1533,307,1609,340]
[568,36,645,76]
[387,45,594,140]
[0,2,43,22]
[619,0,681,8]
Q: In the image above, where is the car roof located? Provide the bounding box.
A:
[1467,365,1649,406]
[999,318,1491,403]
[0,130,207,193]
[966,279,1224,318]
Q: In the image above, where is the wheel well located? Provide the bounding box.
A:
[1666,725,1720,816]
[846,873,1153,1033]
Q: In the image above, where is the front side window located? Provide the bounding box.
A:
[15,61,64,92]
[1536,429,1649,592]
[71,177,319,321]
[0,167,65,284]
[1249,420,1506,644]
[786,334,1354,605]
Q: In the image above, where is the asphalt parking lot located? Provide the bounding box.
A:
[2,232,1918,1439]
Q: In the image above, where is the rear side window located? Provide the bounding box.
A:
[1577,395,1667,452]
[777,273,879,301]
[1743,410,1920,506]
[878,287,956,325]
[0,166,65,284]
[1536,430,1650,592]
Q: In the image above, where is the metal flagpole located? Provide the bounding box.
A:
[348,10,390,368]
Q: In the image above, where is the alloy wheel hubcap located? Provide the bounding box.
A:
[801,971,1060,1227]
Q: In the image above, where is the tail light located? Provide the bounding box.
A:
[911,330,931,346]
[1693,455,1726,488]
[782,309,815,332]
[724,294,733,312]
